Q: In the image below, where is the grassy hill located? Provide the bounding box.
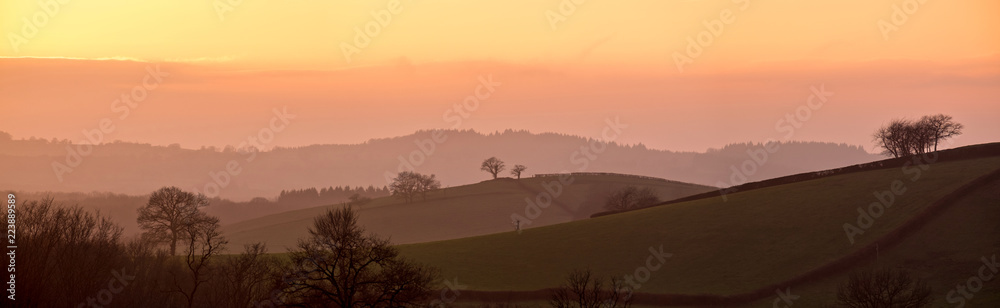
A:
[223,173,715,250]
[738,171,1000,307]
[396,148,1000,306]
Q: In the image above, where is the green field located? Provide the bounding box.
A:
[396,156,1000,304]
[224,173,714,250]
[738,174,1000,307]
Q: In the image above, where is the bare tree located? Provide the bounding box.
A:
[551,269,632,308]
[19,198,177,307]
[390,171,440,203]
[481,157,506,179]
[834,267,931,308]
[918,114,963,151]
[390,171,421,203]
[873,115,963,157]
[605,186,660,211]
[279,206,438,307]
[18,198,128,307]
[137,186,213,255]
[169,214,227,308]
[210,243,280,308]
[873,119,918,158]
[417,173,441,201]
[511,164,527,179]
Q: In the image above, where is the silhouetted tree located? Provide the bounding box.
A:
[209,243,280,308]
[18,198,127,306]
[168,213,226,308]
[873,115,962,157]
[834,267,931,308]
[918,114,963,151]
[19,198,175,307]
[511,164,527,179]
[416,173,442,201]
[137,186,213,255]
[551,269,632,308]
[390,171,420,203]
[605,186,660,211]
[278,207,438,307]
[389,171,439,203]
[481,157,506,179]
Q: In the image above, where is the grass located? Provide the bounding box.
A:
[396,156,1000,297]
[223,173,714,251]
[736,168,1000,307]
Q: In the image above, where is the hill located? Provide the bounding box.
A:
[739,164,1000,307]
[223,173,715,249]
[0,130,878,201]
[395,145,1000,306]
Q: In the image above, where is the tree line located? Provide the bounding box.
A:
[276,185,390,206]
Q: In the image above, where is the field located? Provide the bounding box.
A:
[224,173,715,250]
[395,155,1000,306]
[738,175,1000,307]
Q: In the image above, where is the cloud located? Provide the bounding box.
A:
[0,55,148,62]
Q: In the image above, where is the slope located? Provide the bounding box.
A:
[396,154,1000,299]
[223,173,715,250]
[739,168,1000,307]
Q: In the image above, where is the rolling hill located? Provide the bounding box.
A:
[393,144,1000,306]
[223,173,715,249]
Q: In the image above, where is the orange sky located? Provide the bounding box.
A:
[1,0,998,151]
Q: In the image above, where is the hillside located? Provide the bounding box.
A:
[223,173,715,249]
[740,167,1000,307]
[0,130,878,200]
[395,148,1000,305]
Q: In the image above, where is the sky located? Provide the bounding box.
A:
[1,0,998,152]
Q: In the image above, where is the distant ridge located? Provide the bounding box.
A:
[0,129,879,200]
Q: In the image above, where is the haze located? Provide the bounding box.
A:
[2,0,998,152]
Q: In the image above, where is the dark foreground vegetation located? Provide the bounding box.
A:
[16,194,436,307]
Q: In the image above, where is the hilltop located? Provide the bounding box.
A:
[223,173,715,248]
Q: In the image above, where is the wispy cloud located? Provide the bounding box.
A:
[0,55,148,62]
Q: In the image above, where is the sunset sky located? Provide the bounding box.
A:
[1,0,998,152]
